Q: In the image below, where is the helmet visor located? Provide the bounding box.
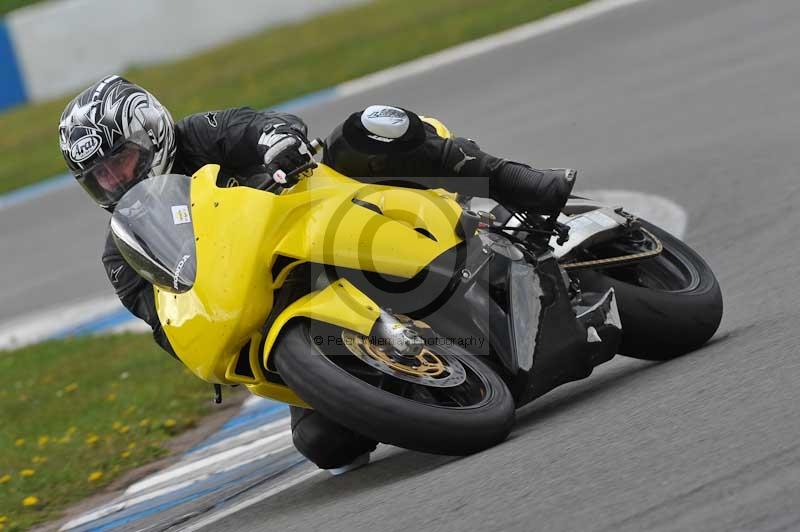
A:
[76,131,155,208]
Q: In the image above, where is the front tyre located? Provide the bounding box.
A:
[273,319,515,455]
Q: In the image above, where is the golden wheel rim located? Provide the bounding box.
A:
[359,336,446,378]
[341,330,466,387]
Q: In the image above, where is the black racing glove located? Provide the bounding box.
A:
[258,123,313,187]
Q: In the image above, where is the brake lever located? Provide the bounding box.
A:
[283,160,318,182]
[283,138,324,182]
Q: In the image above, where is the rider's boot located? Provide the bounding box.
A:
[441,136,576,215]
[290,406,377,472]
[491,164,577,214]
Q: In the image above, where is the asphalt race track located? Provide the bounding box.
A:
[5,0,800,530]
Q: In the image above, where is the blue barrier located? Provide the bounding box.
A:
[0,18,27,110]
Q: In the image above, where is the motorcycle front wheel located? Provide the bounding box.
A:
[273,319,515,455]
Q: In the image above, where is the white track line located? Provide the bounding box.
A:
[60,423,293,531]
[183,416,290,462]
[126,429,292,495]
[61,436,294,530]
[60,479,198,531]
[176,468,321,532]
[0,295,126,350]
[333,0,654,100]
[243,395,270,408]
[103,319,151,334]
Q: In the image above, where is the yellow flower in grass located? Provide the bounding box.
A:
[88,471,103,482]
[85,434,99,446]
[64,383,79,393]
[106,393,117,402]
[67,426,78,435]
[14,438,25,447]
[37,436,49,448]
[22,496,39,507]
[0,474,11,484]
[20,469,35,478]
[138,418,151,427]
[120,450,131,459]
[0,515,7,522]
[163,419,177,429]
[32,456,48,465]
[128,442,137,450]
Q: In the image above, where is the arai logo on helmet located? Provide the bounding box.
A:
[70,134,102,163]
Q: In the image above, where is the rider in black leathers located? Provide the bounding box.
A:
[60,76,574,471]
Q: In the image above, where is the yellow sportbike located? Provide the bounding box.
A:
[110,144,722,455]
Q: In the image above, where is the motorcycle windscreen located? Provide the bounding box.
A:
[110,174,197,293]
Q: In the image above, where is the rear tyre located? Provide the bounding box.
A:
[273,319,515,455]
[578,220,723,360]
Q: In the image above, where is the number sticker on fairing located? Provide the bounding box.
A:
[171,205,191,225]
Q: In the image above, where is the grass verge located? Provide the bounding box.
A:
[0,0,589,194]
[0,0,45,16]
[0,333,217,531]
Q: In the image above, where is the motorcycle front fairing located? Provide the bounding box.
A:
[111,163,620,410]
[112,164,469,406]
[111,169,279,388]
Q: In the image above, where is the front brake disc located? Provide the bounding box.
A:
[341,330,467,388]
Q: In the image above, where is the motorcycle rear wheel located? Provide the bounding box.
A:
[577,220,723,360]
[273,319,515,455]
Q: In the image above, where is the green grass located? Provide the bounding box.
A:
[0,0,45,16]
[0,0,589,195]
[0,334,217,531]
